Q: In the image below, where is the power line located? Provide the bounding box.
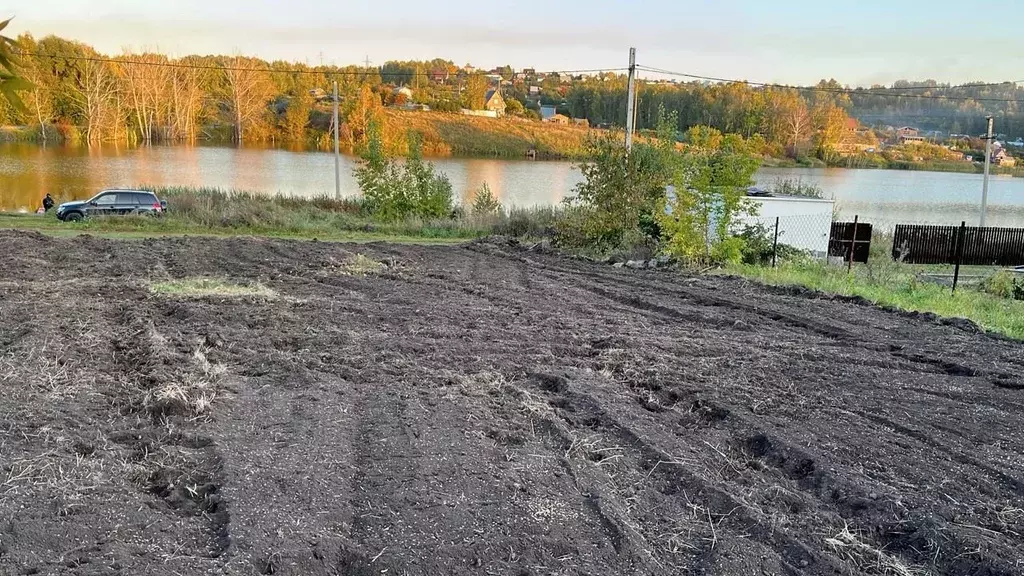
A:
[15,50,626,79]
[635,65,1024,103]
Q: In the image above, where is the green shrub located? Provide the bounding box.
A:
[556,110,675,253]
[737,223,814,266]
[657,147,760,265]
[354,124,454,222]
[983,271,1024,300]
[472,182,502,215]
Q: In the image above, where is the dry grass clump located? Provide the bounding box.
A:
[825,524,928,576]
[146,347,227,418]
[341,254,387,276]
[149,277,277,299]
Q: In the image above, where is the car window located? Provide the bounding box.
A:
[93,193,116,206]
[134,193,157,205]
[116,193,141,205]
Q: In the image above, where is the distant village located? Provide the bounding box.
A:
[304,61,1020,168]
[311,65,599,125]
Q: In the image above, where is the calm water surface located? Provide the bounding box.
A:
[2,143,1024,228]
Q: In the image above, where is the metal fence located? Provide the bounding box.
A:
[893,223,1024,266]
[739,213,835,261]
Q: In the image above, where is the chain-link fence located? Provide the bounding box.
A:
[737,213,835,262]
[737,211,1024,268]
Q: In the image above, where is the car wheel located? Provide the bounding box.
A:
[65,212,83,222]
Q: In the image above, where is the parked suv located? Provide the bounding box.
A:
[56,190,167,222]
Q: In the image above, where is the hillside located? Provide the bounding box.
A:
[379,110,593,158]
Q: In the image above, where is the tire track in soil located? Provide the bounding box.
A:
[851,410,1024,497]
[215,371,366,576]
[525,368,1024,576]
[472,243,1017,384]
[109,305,234,562]
[510,371,844,575]
[467,244,857,341]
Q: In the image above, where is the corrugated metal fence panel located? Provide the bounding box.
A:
[892,224,1024,265]
[829,222,872,262]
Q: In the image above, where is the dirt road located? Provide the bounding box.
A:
[1,231,1021,576]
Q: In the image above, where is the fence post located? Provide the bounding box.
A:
[848,215,859,273]
[771,216,780,268]
[952,221,965,294]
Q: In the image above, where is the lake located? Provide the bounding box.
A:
[2,142,1024,228]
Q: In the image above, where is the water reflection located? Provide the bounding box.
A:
[2,143,1024,230]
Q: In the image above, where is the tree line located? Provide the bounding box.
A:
[2,31,1022,157]
[568,77,1024,149]
[0,33,478,148]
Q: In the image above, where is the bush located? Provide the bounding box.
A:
[769,177,824,199]
[354,124,454,222]
[737,223,810,266]
[983,271,1024,300]
[472,182,502,216]
[657,147,760,265]
[556,116,674,253]
[495,206,558,239]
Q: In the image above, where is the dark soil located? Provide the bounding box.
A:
[1,231,1022,576]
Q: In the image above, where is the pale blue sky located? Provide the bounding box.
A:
[7,1,1021,86]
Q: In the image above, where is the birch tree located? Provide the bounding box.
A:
[75,56,118,144]
[222,56,273,143]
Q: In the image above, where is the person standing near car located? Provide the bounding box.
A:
[42,193,54,212]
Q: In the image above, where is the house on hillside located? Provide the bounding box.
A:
[484,89,507,117]
[393,86,414,99]
[993,146,1017,167]
[430,69,450,83]
[539,105,557,121]
[548,114,570,125]
[529,86,541,97]
[896,126,925,144]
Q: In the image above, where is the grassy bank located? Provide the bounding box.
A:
[727,261,1024,339]
[0,186,559,243]
[379,110,591,158]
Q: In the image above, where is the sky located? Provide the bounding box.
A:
[6,0,1022,87]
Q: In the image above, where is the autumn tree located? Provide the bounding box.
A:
[12,34,52,141]
[119,52,171,142]
[812,102,850,162]
[168,57,208,142]
[463,74,488,110]
[762,88,810,158]
[221,56,274,143]
[74,55,119,144]
[345,84,384,147]
[505,98,525,117]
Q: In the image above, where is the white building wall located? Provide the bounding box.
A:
[738,197,835,255]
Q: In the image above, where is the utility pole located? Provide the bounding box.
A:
[632,80,640,135]
[333,81,341,200]
[624,47,637,153]
[981,115,994,227]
